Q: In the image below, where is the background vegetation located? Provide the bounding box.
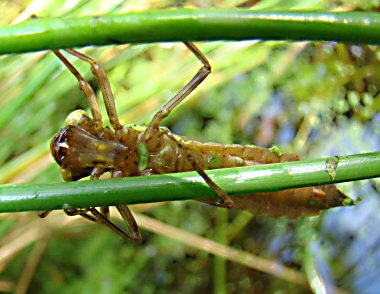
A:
[1,0,380,293]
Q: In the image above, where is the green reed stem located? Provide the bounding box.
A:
[1,10,380,54]
[0,152,379,213]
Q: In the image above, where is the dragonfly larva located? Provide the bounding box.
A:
[40,43,350,242]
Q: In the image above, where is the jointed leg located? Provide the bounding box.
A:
[100,207,110,220]
[143,42,211,142]
[40,206,140,242]
[38,208,97,222]
[164,130,233,208]
[63,49,122,132]
[89,207,142,243]
[189,158,233,208]
[89,167,142,242]
[116,205,142,242]
[111,171,142,242]
[90,167,110,220]
[53,50,103,132]
[80,206,141,243]
[61,205,141,243]
[64,208,97,222]
[141,43,231,206]
[38,210,52,218]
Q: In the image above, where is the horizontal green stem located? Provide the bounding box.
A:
[1,10,380,54]
[0,152,379,213]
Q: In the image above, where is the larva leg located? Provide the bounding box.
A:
[63,49,122,132]
[100,207,110,220]
[53,50,103,132]
[38,211,52,218]
[89,168,142,242]
[90,167,110,220]
[115,205,142,242]
[63,206,142,243]
[164,130,233,208]
[38,208,97,222]
[112,171,142,243]
[143,42,211,142]
[88,208,142,243]
[64,208,97,222]
[85,204,142,242]
[64,206,141,243]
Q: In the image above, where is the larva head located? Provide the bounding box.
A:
[50,110,96,181]
[51,110,128,181]
[50,126,93,181]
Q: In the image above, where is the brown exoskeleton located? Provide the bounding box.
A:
[40,43,349,242]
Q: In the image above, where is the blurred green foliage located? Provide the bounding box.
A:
[1,0,380,293]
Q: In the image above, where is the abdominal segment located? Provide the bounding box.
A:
[146,132,300,175]
[200,185,349,218]
[144,131,349,218]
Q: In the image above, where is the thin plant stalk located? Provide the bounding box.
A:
[0,152,379,213]
[1,10,380,54]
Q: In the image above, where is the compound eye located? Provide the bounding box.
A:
[50,128,68,166]
[65,109,90,127]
